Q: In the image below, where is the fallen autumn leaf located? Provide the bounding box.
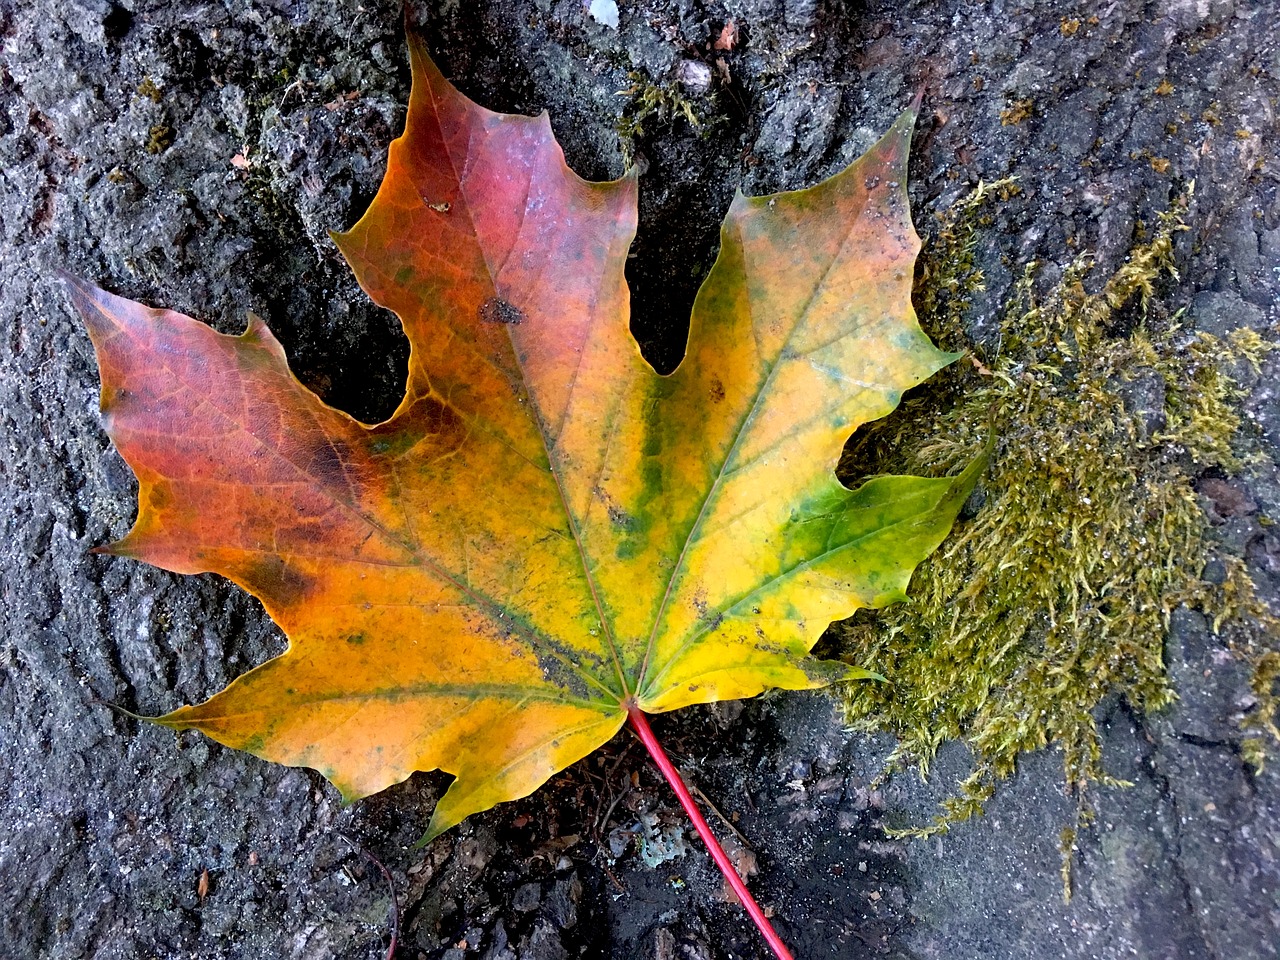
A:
[64,32,982,958]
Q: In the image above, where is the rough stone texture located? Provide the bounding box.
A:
[1,0,1277,958]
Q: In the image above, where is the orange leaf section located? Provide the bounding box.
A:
[69,36,981,841]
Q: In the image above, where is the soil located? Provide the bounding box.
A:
[2,1,1278,958]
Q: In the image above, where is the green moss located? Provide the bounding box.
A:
[146,123,174,154]
[136,76,162,103]
[614,71,702,164]
[1180,556,1280,771]
[1249,650,1280,751]
[834,182,1280,890]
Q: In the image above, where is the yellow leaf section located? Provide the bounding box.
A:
[635,111,959,709]
[639,461,989,712]
[331,35,646,696]
[560,108,961,709]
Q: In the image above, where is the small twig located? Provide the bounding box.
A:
[593,740,637,839]
[687,782,752,852]
[600,862,627,893]
[339,835,400,960]
[596,781,631,838]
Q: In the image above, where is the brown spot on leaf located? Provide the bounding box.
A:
[146,481,174,511]
[479,297,524,325]
[709,376,725,403]
[225,554,311,608]
[607,503,635,529]
[692,594,723,631]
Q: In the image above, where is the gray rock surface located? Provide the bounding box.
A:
[1,0,1277,957]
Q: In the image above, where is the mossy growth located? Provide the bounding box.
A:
[136,76,162,103]
[615,70,703,164]
[833,181,1280,893]
[1000,97,1036,126]
[146,123,174,155]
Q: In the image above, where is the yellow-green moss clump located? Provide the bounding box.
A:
[834,183,1280,891]
[614,70,702,164]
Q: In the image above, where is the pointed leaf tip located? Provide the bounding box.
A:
[845,668,886,683]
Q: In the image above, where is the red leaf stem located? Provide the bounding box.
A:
[627,705,795,960]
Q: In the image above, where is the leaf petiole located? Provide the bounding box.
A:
[626,705,795,960]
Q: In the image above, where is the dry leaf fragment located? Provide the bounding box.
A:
[714,20,739,51]
[324,91,360,111]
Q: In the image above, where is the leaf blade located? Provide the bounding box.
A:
[638,456,988,712]
[65,274,629,812]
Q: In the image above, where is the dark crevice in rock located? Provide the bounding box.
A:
[1171,730,1238,751]
[1123,701,1223,960]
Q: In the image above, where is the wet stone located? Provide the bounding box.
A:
[511,882,541,914]
[517,918,566,960]
[5,2,1279,959]
[544,876,580,929]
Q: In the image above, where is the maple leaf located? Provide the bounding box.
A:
[67,38,978,867]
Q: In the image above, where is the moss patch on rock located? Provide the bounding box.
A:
[614,69,704,165]
[833,183,1280,887]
